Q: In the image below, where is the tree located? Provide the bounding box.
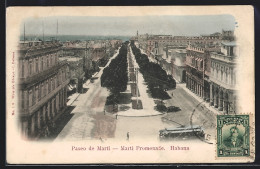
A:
[101,42,128,105]
[130,41,176,101]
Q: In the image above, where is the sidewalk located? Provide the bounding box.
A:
[177,83,220,115]
[66,50,121,107]
[67,93,80,106]
[67,71,100,106]
[116,47,163,117]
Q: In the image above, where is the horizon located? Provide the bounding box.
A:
[21,15,236,37]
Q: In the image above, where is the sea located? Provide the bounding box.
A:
[20,35,131,42]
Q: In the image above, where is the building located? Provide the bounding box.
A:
[156,45,187,81]
[18,40,70,139]
[222,30,235,41]
[62,39,122,80]
[132,32,222,67]
[170,48,187,83]
[185,43,221,102]
[59,57,85,94]
[209,41,238,114]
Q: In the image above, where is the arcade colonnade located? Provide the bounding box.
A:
[210,83,236,114]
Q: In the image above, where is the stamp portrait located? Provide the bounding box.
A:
[217,115,250,157]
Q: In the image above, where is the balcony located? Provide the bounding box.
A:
[19,78,70,117]
[210,77,237,91]
[210,52,235,63]
[19,60,68,89]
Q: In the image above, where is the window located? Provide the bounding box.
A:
[225,71,228,83]
[38,85,41,101]
[29,60,32,75]
[47,56,49,67]
[50,55,52,66]
[41,83,44,98]
[21,61,24,78]
[52,78,55,90]
[48,79,51,93]
[32,88,36,105]
[45,81,48,96]
[230,47,234,56]
[36,58,39,73]
[41,57,43,71]
[21,91,24,109]
[29,90,32,107]
[62,71,64,81]
[57,73,60,86]
[35,86,38,103]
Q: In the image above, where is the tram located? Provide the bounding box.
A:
[159,125,205,140]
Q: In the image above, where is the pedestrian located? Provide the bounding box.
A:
[127,132,130,141]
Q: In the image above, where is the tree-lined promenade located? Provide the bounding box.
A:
[130,41,176,101]
[54,41,216,142]
[101,42,129,108]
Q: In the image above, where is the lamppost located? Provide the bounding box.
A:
[132,47,140,109]
[135,67,139,108]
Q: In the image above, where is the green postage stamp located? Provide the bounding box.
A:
[217,115,250,157]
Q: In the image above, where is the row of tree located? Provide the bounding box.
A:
[130,42,176,100]
[101,42,129,105]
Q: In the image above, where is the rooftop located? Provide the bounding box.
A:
[221,41,236,46]
[19,40,62,50]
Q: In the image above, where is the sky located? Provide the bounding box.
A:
[21,15,236,36]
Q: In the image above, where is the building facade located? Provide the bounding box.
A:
[185,43,220,102]
[171,49,187,83]
[59,57,85,94]
[134,33,222,61]
[209,41,238,114]
[186,44,208,99]
[18,40,70,139]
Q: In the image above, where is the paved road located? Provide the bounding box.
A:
[54,48,216,143]
[55,50,120,142]
[165,85,216,137]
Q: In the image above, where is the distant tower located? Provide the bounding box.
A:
[56,20,59,40]
[23,22,26,42]
[137,30,138,37]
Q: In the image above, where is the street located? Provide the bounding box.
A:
[164,85,217,137]
[54,47,216,143]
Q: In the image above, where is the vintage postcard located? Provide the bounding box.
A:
[6,6,255,164]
